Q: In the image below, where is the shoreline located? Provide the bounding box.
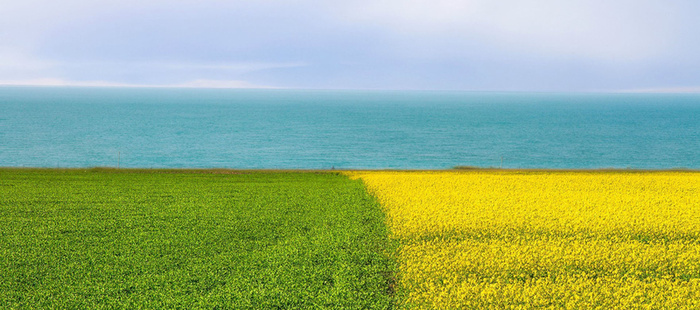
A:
[1,167,699,173]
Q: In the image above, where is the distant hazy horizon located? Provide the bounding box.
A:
[2,85,700,95]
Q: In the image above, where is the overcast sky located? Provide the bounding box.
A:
[1,0,699,91]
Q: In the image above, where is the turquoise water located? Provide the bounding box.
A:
[1,87,699,169]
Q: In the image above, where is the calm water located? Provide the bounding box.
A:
[1,87,699,169]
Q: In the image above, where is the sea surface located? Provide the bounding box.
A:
[1,87,699,169]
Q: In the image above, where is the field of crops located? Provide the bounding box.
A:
[0,169,394,309]
[348,170,700,309]
[4,168,700,309]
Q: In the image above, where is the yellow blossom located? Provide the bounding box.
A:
[347,170,700,309]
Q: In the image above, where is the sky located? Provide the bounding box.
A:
[1,0,700,91]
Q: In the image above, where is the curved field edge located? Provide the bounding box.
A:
[0,169,395,309]
[345,170,700,309]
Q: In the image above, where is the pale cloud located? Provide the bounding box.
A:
[617,86,700,93]
[174,79,272,89]
[0,51,55,72]
[49,61,307,76]
[0,0,698,90]
[0,0,687,62]
[0,0,307,87]
[0,78,130,87]
[338,0,679,61]
[0,51,60,83]
[134,62,307,73]
[0,54,300,86]
[0,78,271,89]
[0,0,244,51]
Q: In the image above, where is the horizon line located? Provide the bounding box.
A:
[2,82,700,94]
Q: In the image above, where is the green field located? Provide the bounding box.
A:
[0,169,394,309]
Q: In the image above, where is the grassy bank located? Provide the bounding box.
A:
[0,169,394,309]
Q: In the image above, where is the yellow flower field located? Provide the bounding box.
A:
[347,171,700,309]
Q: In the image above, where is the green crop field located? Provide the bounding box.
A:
[0,169,395,309]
